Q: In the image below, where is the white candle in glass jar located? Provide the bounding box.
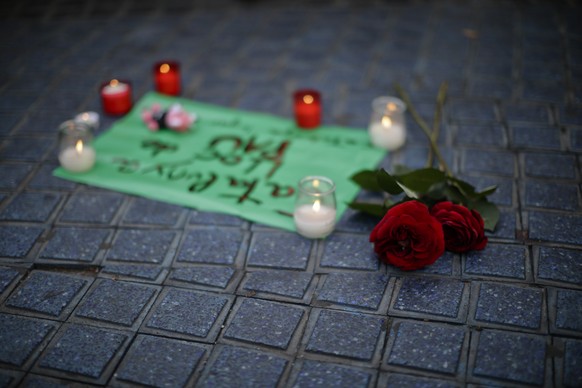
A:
[58,140,96,173]
[369,115,406,151]
[294,199,336,239]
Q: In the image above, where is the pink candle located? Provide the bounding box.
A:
[100,79,132,116]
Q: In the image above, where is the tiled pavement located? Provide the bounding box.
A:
[0,0,581,387]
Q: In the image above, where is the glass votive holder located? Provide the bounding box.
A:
[57,120,96,173]
[368,96,407,151]
[294,176,337,239]
[153,60,181,96]
[74,111,100,132]
[293,89,321,129]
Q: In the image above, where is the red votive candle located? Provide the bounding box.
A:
[294,89,321,129]
[100,79,132,116]
[154,61,181,95]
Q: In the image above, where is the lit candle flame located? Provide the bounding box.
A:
[312,199,321,212]
[387,102,397,111]
[303,95,314,104]
[109,79,119,88]
[313,179,320,188]
[381,115,392,128]
[75,140,84,154]
[160,63,170,74]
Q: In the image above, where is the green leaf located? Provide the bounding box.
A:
[476,185,497,198]
[377,169,404,195]
[470,200,499,232]
[397,168,447,193]
[347,201,387,218]
[351,169,382,192]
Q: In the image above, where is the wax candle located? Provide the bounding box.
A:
[294,200,337,239]
[294,176,337,239]
[58,140,96,173]
[368,96,407,151]
[293,89,321,129]
[100,79,132,116]
[57,120,96,173]
[154,61,181,95]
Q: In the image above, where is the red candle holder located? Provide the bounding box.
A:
[100,79,132,116]
[293,89,321,129]
[154,61,181,96]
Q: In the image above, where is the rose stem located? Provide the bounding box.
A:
[427,81,448,168]
[394,83,452,176]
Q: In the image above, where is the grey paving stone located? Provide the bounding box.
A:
[39,227,110,262]
[115,335,206,387]
[522,80,564,102]
[503,102,551,123]
[464,244,526,279]
[461,149,515,177]
[199,345,288,388]
[563,339,582,387]
[0,192,61,222]
[102,264,164,280]
[557,105,582,125]
[74,279,157,327]
[189,210,244,226]
[524,181,579,211]
[0,137,54,162]
[0,225,43,258]
[487,208,517,240]
[0,267,19,295]
[305,309,384,361]
[20,374,72,388]
[392,277,466,320]
[5,271,88,318]
[456,123,506,147]
[224,298,304,350]
[448,100,496,122]
[176,229,243,264]
[379,372,459,388]
[122,197,185,226]
[529,211,582,245]
[0,372,15,388]
[335,208,386,234]
[512,125,561,150]
[241,270,313,299]
[474,283,543,329]
[469,77,513,99]
[145,288,230,340]
[0,313,57,367]
[170,266,235,288]
[320,233,378,271]
[291,359,374,388]
[523,152,577,179]
[416,250,456,276]
[106,229,176,264]
[472,329,547,385]
[571,127,582,152]
[555,288,582,333]
[59,192,125,224]
[385,320,466,375]
[316,272,389,310]
[247,231,311,270]
[37,323,128,381]
[537,246,582,285]
[27,163,77,190]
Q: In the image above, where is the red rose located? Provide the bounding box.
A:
[369,201,445,271]
[430,201,488,253]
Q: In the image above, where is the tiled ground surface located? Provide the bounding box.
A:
[0,0,581,387]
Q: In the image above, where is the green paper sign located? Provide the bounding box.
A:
[54,92,385,232]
